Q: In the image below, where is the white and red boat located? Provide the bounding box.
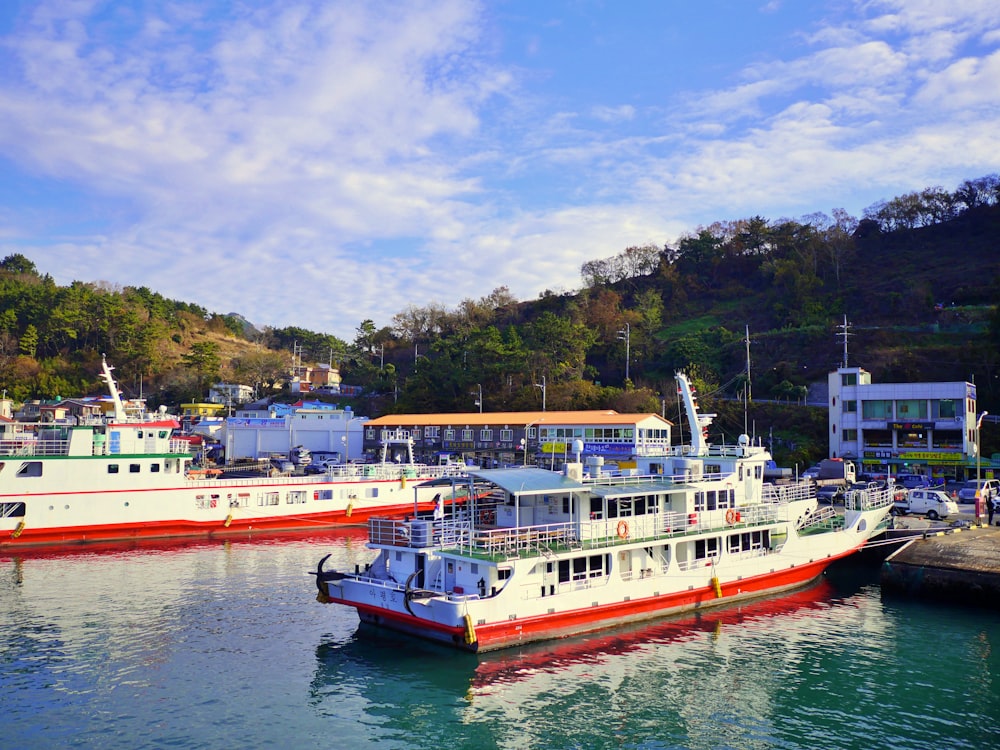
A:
[313,371,894,652]
[0,360,466,550]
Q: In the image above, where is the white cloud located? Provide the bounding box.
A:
[0,0,998,340]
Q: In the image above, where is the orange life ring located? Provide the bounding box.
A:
[725,508,737,525]
[616,520,629,539]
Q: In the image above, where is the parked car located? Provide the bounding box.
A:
[957,479,999,502]
[269,458,295,474]
[305,459,336,475]
[893,488,959,520]
[801,465,822,480]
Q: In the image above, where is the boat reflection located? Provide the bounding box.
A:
[309,575,882,747]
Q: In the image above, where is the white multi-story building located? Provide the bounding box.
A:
[828,365,988,482]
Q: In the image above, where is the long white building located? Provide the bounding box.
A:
[827,365,991,482]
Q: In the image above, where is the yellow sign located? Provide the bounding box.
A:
[541,442,567,454]
[898,451,961,461]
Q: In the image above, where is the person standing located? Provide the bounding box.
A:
[432,493,444,521]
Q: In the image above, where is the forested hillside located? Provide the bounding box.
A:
[2,174,998,468]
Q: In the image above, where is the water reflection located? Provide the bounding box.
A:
[310,578,873,750]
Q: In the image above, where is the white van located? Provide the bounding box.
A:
[893,489,959,520]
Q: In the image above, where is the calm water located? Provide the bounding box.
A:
[2,530,998,750]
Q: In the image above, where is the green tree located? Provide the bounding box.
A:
[181,341,222,384]
[19,323,38,357]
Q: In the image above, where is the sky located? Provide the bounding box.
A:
[1,1,999,341]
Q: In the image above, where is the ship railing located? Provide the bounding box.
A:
[844,487,894,512]
[677,555,720,572]
[583,503,782,545]
[467,521,577,559]
[582,471,725,488]
[0,438,67,456]
[367,515,475,549]
[761,481,815,503]
[169,439,198,454]
[795,505,841,531]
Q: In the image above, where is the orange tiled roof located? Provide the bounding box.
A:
[364,410,672,426]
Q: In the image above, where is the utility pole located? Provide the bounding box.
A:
[837,315,851,368]
[534,375,546,411]
[617,322,630,383]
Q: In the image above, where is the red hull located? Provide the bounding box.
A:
[0,500,438,551]
[342,550,856,652]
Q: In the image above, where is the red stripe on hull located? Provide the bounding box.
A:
[2,510,372,550]
[330,552,857,652]
[0,494,459,550]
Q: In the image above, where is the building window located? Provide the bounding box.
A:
[444,428,455,441]
[842,373,857,386]
[843,429,858,441]
[844,400,857,413]
[480,428,493,441]
[412,428,422,440]
[862,400,892,419]
[896,400,927,419]
[932,400,957,419]
[461,428,473,441]
[499,428,513,442]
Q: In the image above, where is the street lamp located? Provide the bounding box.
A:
[976,410,989,524]
[474,383,482,413]
[534,375,546,411]
[617,322,630,383]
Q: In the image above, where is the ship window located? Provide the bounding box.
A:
[706,490,717,511]
[694,491,705,511]
[130,464,140,473]
[1,501,26,518]
[17,462,43,477]
[108,464,119,474]
[695,537,720,560]
[589,497,602,519]
[288,491,307,504]
[728,530,769,553]
[498,567,511,580]
[365,487,379,499]
[150,463,160,473]
[260,492,280,506]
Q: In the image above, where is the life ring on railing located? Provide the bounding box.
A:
[479,508,495,526]
[725,508,737,525]
[616,520,629,539]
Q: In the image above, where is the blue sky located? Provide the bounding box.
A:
[1,1,998,340]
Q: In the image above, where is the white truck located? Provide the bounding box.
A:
[892,488,959,520]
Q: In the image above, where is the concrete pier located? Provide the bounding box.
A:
[881,525,1000,607]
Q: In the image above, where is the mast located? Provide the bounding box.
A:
[744,325,752,437]
[675,372,716,456]
[99,356,128,423]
